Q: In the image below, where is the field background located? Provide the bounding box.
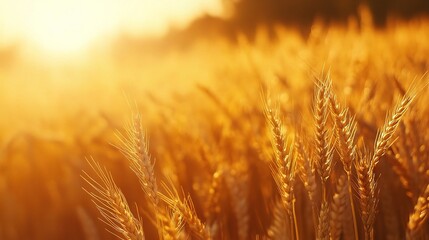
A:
[1,2,429,239]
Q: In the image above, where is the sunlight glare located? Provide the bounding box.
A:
[0,0,222,54]
[25,1,117,54]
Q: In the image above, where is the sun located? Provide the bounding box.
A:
[25,1,117,55]
[1,0,222,55]
[29,17,97,54]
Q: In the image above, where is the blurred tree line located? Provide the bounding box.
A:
[222,0,429,27]
[166,0,429,44]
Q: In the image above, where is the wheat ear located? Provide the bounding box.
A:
[116,113,158,208]
[356,149,378,240]
[390,145,415,199]
[267,199,288,239]
[329,88,359,240]
[82,158,145,240]
[314,77,334,201]
[317,200,330,240]
[161,208,185,240]
[330,174,348,240]
[204,168,223,237]
[116,113,182,240]
[372,93,416,166]
[159,183,211,240]
[296,136,318,228]
[264,98,299,240]
[225,164,249,240]
[407,183,429,239]
[329,93,357,174]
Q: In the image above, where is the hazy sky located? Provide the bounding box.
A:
[0,0,222,51]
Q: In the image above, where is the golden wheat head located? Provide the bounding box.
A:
[82,158,145,240]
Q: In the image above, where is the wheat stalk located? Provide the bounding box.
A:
[329,87,359,240]
[264,98,299,240]
[264,99,295,214]
[116,113,183,240]
[82,158,145,240]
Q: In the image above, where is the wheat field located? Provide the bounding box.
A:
[1,16,429,240]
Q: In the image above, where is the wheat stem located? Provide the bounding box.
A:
[292,198,300,240]
[347,173,359,240]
